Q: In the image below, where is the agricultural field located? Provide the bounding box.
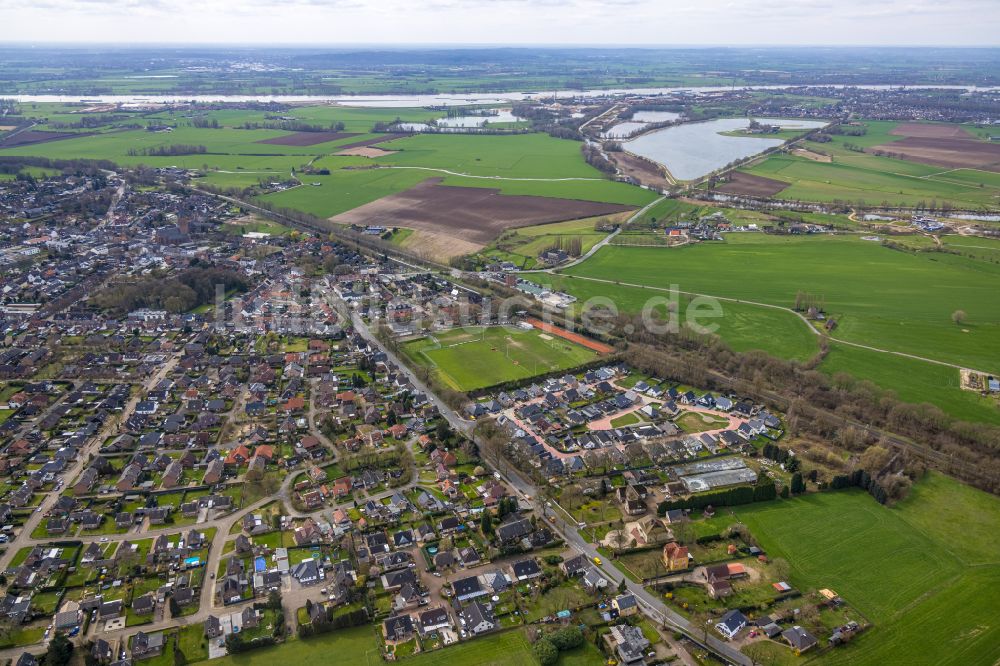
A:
[729,474,1000,665]
[329,179,631,254]
[560,233,1000,376]
[0,102,656,254]
[401,326,601,391]
[738,120,1000,208]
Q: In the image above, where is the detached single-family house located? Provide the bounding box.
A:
[715,609,748,640]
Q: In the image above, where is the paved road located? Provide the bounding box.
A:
[518,194,664,274]
[0,352,182,573]
[333,286,749,664]
[4,283,744,664]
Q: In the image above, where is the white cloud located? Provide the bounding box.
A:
[0,0,997,45]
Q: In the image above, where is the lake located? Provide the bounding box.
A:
[602,111,682,138]
[602,121,649,138]
[632,110,682,123]
[436,110,523,127]
[625,117,827,181]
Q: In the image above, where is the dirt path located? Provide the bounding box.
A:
[560,273,999,375]
[374,165,606,182]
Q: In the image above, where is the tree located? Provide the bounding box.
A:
[549,627,584,650]
[224,633,245,654]
[859,444,892,476]
[173,642,187,666]
[608,525,629,556]
[744,641,774,666]
[532,638,559,666]
[790,472,805,495]
[480,511,493,536]
[618,577,628,594]
[952,310,967,325]
[169,595,181,618]
[46,632,74,666]
[771,557,791,581]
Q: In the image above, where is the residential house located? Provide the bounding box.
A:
[782,626,818,652]
[662,542,689,571]
[612,594,638,617]
[715,609,748,640]
[459,601,497,635]
[131,631,164,659]
[383,614,415,644]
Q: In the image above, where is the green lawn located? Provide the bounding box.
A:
[521,581,594,622]
[610,412,641,428]
[675,411,730,433]
[402,629,537,666]
[728,478,1000,666]
[402,326,600,391]
[0,624,46,648]
[210,628,381,666]
[209,626,542,666]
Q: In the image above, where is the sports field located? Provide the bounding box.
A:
[402,326,601,391]
[731,474,1000,665]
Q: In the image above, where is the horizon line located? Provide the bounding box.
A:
[1,42,999,49]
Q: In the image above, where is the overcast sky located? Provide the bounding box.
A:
[1,0,998,46]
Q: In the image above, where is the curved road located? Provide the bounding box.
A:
[339,293,750,665]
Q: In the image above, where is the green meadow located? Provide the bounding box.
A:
[402,326,600,391]
[2,103,655,217]
[546,274,819,362]
[261,168,433,218]
[731,474,1000,665]
[374,132,603,178]
[820,345,1000,425]
[561,234,1000,374]
[741,120,1000,208]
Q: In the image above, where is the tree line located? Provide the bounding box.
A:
[619,321,1000,494]
[126,144,207,157]
[239,120,346,132]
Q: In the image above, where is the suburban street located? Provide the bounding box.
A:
[341,287,750,665]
